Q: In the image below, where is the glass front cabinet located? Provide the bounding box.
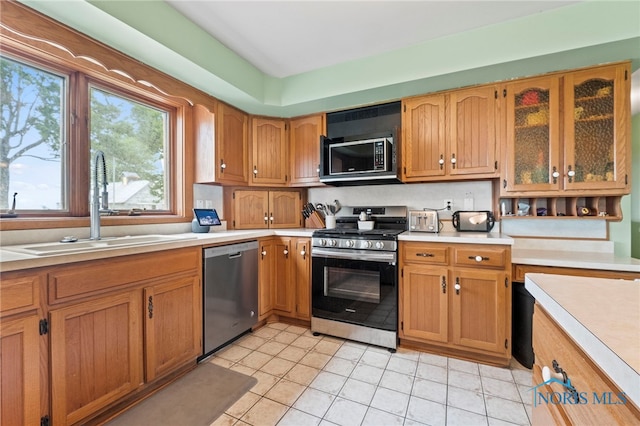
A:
[502,62,630,196]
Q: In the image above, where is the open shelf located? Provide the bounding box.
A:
[498,195,622,221]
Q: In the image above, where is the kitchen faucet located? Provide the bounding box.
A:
[90,150,109,240]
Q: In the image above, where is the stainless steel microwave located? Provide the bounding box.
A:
[319,135,398,184]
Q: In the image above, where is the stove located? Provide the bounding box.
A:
[310,206,407,351]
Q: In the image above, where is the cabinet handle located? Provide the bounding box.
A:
[317,164,320,175]
[416,252,434,257]
[552,166,559,184]
[253,166,258,176]
[455,277,461,295]
[438,155,444,169]
[264,213,268,224]
[542,360,581,404]
[148,295,153,319]
[567,165,575,183]
[220,159,226,172]
[441,276,446,293]
[469,255,489,262]
[450,153,456,169]
[270,212,274,224]
[261,247,266,259]
[503,179,507,189]
[300,247,306,260]
[283,246,289,258]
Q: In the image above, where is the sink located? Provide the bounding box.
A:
[3,234,197,256]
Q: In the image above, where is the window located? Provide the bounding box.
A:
[89,86,170,212]
[1,52,178,220]
[0,55,68,211]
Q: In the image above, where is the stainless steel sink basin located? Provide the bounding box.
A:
[3,234,197,256]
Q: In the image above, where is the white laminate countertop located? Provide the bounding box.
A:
[525,273,640,409]
[512,249,640,274]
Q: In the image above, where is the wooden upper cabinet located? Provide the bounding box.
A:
[402,94,446,180]
[563,63,630,193]
[447,85,498,177]
[251,117,288,186]
[232,189,302,229]
[194,103,248,185]
[402,85,498,182]
[502,62,630,196]
[269,190,302,228]
[289,114,325,186]
[503,75,562,194]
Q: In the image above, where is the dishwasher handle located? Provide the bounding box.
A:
[228,252,242,259]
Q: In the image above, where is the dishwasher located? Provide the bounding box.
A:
[199,240,258,361]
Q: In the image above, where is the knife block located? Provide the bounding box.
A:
[305,211,325,228]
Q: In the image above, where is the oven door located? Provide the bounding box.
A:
[311,247,397,332]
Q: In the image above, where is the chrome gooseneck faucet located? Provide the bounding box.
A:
[90,150,109,240]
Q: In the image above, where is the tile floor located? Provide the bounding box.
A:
[208,322,533,426]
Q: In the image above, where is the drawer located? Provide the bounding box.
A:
[453,246,508,269]
[0,271,41,316]
[402,243,448,265]
[532,305,640,424]
[48,247,200,304]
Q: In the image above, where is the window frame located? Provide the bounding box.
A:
[0,29,193,231]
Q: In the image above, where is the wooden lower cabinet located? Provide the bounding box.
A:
[533,304,640,424]
[258,237,311,322]
[399,242,511,365]
[0,314,42,426]
[0,270,46,426]
[50,290,144,425]
[144,275,201,382]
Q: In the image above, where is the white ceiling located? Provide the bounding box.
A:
[165,1,579,78]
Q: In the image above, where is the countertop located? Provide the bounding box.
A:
[525,273,640,408]
[399,231,514,245]
[512,249,640,273]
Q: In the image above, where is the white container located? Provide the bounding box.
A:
[357,220,375,230]
[325,215,336,229]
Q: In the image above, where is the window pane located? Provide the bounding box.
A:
[89,87,169,211]
[0,56,66,211]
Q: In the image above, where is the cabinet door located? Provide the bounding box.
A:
[563,64,630,192]
[400,265,449,343]
[503,76,561,193]
[258,239,275,319]
[0,314,41,426]
[290,114,324,186]
[144,275,201,382]
[269,190,302,228]
[402,95,447,180]
[216,103,248,185]
[448,85,498,176]
[451,269,508,354]
[233,190,270,229]
[50,291,143,425]
[273,238,294,314]
[251,117,288,186]
[294,238,311,320]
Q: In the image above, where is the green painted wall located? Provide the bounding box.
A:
[631,113,640,258]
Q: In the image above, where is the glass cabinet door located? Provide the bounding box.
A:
[503,76,561,193]
[563,65,629,191]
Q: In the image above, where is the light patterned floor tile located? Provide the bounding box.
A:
[285,324,308,335]
[229,363,257,377]
[448,358,480,375]
[359,349,391,369]
[225,391,261,419]
[273,331,300,345]
[369,386,410,417]
[284,363,320,386]
[386,356,417,376]
[299,351,332,369]
[447,386,486,416]
[309,371,348,395]
[350,363,384,385]
[323,357,357,377]
[209,356,234,368]
[446,406,489,426]
[362,407,404,425]
[484,395,530,425]
[258,340,289,356]
[448,369,483,392]
[323,397,368,426]
[511,369,533,387]
[252,326,281,339]
[250,370,280,396]
[406,395,446,425]
[415,362,448,384]
[338,378,376,405]
[240,351,274,370]
[411,376,447,404]
[240,397,288,426]
[293,387,336,418]
[216,345,253,363]
[313,340,342,356]
[481,376,521,402]
[264,379,307,406]
[333,344,365,362]
[277,345,307,363]
[210,413,236,426]
[418,352,448,368]
[260,357,296,377]
[236,334,268,350]
[291,335,320,350]
[479,364,515,382]
[379,369,414,394]
[267,322,290,330]
[277,408,321,426]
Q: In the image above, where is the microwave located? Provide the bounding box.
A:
[319,134,398,184]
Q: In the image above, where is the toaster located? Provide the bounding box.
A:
[409,210,440,233]
[452,210,495,232]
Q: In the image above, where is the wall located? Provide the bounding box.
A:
[632,113,640,258]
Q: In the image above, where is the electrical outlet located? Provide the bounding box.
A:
[443,199,453,210]
[195,199,204,208]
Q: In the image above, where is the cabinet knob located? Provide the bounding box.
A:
[300,249,306,257]
[220,160,226,171]
[283,249,289,255]
[567,165,575,183]
[450,154,457,169]
[253,166,258,176]
[454,283,461,294]
[439,155,445,168]
[264,213,268,224]
[261,250,267,256]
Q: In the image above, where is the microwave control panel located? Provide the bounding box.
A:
[374,140,385,170]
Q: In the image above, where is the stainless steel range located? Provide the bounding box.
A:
[311,206,407,351]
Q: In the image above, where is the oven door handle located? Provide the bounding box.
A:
[312,247,396,263]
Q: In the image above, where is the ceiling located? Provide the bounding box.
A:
[165,1,579,78]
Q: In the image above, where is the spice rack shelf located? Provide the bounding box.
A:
[498,196,623,221]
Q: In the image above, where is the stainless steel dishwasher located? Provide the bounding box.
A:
[200,240,258,360]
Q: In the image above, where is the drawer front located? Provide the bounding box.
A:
[402,243,448,265]
[48,247,200,304]
[533,305,640,424]
[454,246,507,269]
[0,272,41,316]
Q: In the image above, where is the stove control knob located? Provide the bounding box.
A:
[345,240,355,248]
[318,239,327,246]
[375,241,385,249]
[328,239,337,247]
[363,241,373,249]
